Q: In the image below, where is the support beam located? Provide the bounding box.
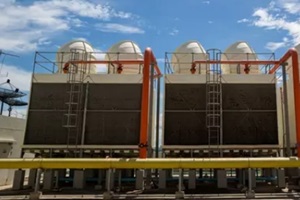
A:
[277,169,286,188]
[135,169,144,190]
[28,169,37,188]
[12,169,25,190]
[246,168,255,198]
[104,169,114,200]
[188,169,196,189]
[175,169,184,199]
[158,170,166,189]
[217,169,227,188]
[73,170,85,189]
[43,170,53,190]
[29,168,42,200]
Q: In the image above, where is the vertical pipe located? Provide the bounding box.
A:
[34,168,41,193]
[139,48,151,158]
[178,169,183,192]
[106,169,111,192]
[282,64,291,157]
[145,60,155,187]
[291,53,300,157]
[280,87,286,155]
[269,50,300,157]
[248,168,252,192]
[80,81,89,158]
[54,170,59,189]
[155,77,161,159]
[147,64,154,158]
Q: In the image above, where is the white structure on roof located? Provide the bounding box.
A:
[105,40,143,74]
[56,40,97,74]
[171,41,207,74]
[221,41,259,74]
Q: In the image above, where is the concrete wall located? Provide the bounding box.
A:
[0,115,26,185]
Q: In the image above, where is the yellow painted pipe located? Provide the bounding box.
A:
[0,157,299,169]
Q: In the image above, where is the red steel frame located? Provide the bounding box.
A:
[191,49,300,157]
[66,48,300,158]
[67,48,161,159]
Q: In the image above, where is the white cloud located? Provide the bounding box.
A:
[208,21,213,24]
[278,0,300,14]
[202,1,210,4]
[0,0,135,53]
[266,41,287,51]
[96,23,145,34]
[0,64,32,91]
[237,18,250,23]
[169,28,179,36]
[249,1,300,50]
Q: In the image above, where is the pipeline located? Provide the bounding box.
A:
[269,49,300,157]
[0,157,300,169]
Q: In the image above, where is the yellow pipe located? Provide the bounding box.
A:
[0,157,300,169]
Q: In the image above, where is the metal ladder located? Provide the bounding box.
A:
[206,49,223,155]
[63,49,87,154]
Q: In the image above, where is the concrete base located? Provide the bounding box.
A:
[103,191,114,200]
[105,169,114,191]
[43,170,53,190]
[277,169,286,188]
[159,170,166,189]
[135,169,144,190]
[246,169,256,188]
[73,170,85,189]
[245,190,255,199]
[28,169,37,188]
[217,170,227,188]
[188,170,196,189]
[29,191,42,200]
[175,191,185,199]
[12,170,25,190]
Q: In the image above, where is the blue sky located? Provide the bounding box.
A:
[0,0,300,116]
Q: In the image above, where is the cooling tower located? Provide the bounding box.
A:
[105,40,143,74]
[221,41,259,74]
[56,40,97,74]
[171,41,207,74]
